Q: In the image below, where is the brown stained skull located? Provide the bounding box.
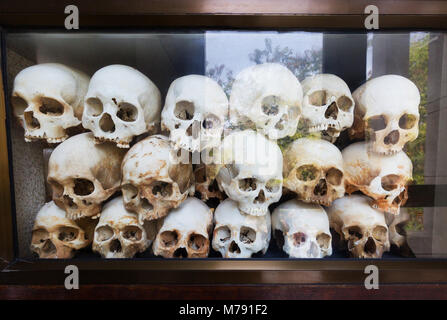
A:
[194,162,225,201]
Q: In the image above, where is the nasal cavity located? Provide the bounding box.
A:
[99,113,115,133]
[173,247,188,258]
[364,237,376,255]
[324,102,338,120]
[254,190,266,203]
[384,130,400,145]
[110,239,122,253]
[314,179,327,196]
[186,120,200,138]
[229,241,241,254]
[24,111,40,129]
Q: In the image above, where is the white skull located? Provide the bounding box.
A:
[272,199,332,258]
[11,63,90,143]
[48,132,126,220]
[342,141,412,215]
[161,75,229,152]
[121,135,194,223]
[301,74,354,141]
[153,197,213,258]
[327,195,390,258]
[229,63,302,140]
[216,130,283,216]
[283,138,345,206]
[82,64,161,148]
[31,201,94,259]
[212,199,271,258]
[387,208,414,256]
[349,74,420,155]
[92,197,155,258]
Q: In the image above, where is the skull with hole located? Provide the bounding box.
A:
[82,64,161,148]
[229,63,302,140]
[11,63,90,143]
[161,75,229,152]
[283,138,345,206]
[92,197,155,258]
[48,132,126,220]
[349,74,420,155]
[153,197,213,258]
[301,74,354,142]
[272,199,332,258]
[216,130,283,216]
[121,135,194,223]
[31,201,94,259]
[212,198,271,258]
[327,195,390,258]
[342,141,412,215]
[386,208,415,257]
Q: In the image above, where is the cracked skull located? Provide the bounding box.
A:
[327,195,390,259]
[349,74,420,155]
[121,135,194,223]
[31,201,94,259]
[11,63,89,143]
[342,141,412,215]
[216,130,283,216]
[93,197,155,258]
[161,75,229,152]
[229,63,302,140]
[212,198,271,258]
[48,132,126,220]
[301,74,354,141]
[283,138,345,206]
[82,64,161,148]
[272,199,332,258]
[153,197,213,258]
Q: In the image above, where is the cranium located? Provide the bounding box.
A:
[11,63,89,143]
[301,74,354,141]
[31,201,94,259]
[229,63,302,140]
[272,199,332,258]
[212,198,271,258]
[47,132,126,220]
[349,74,420,155]
[283,138,345,206]
[387,209,415,257]
[153,197,213,258]
[92,197,155,258]
[216,130,283,216]
[161,75,229,152]
[121,135,194,223]
[82,64,161,148]
[327,195,390,258]
[194,162,225,201]
[342,141,412,215]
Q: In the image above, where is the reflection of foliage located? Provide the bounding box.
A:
[406,207,424,232]
[205,62,235,96]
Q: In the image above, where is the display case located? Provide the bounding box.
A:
[1,0,447,299]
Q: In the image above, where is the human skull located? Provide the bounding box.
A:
[272,199,332,258]
[327,195,390,258]
[194,162,225,201]
[301,74,354,141]
[212,199,271,258]
[153,197,213,258]
[48,132,126,220]
[386,209,415,257]
[342,141,412,215]
[161,75,228,152]
[216,130,283,216]
[92,197,155,258]
[11,63,89,143]
[229,63,302,140]
[349,74,420,155]
[121,135,194,223]
[83,64,161,148]
[283,138,345,206]
[31,201,93,259]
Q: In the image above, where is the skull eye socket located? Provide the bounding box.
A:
[372,226,388,242]
[122,226,143,241]
[367,115,387,131]
[308,90,327,106]
[381,174,400,191]
[117,102,138,122]
[160,230,178,247]
[215,226,231,243]
[150,181,173,197]
[326,168,343,186]
[58,226,79,242]
[11,96,28,116]
[261,95,280,115]
[238,178,257,191]
[122,184,139,202]
[32,229,49,244]
[202,114,221,129]
[96,225,114,242]
[316,233,331,249]
[347,226,363,240]
[292,232,307,246]
[174,101,194,120]
[296,165,318,181]
[266,179,281,193]
[336,95,353,111]
[39,97,64,116]
[188,233,207,250]
[73,178,95,196]
[86,97,103,116]
[399,113,417,129]
[240,227,256,244]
